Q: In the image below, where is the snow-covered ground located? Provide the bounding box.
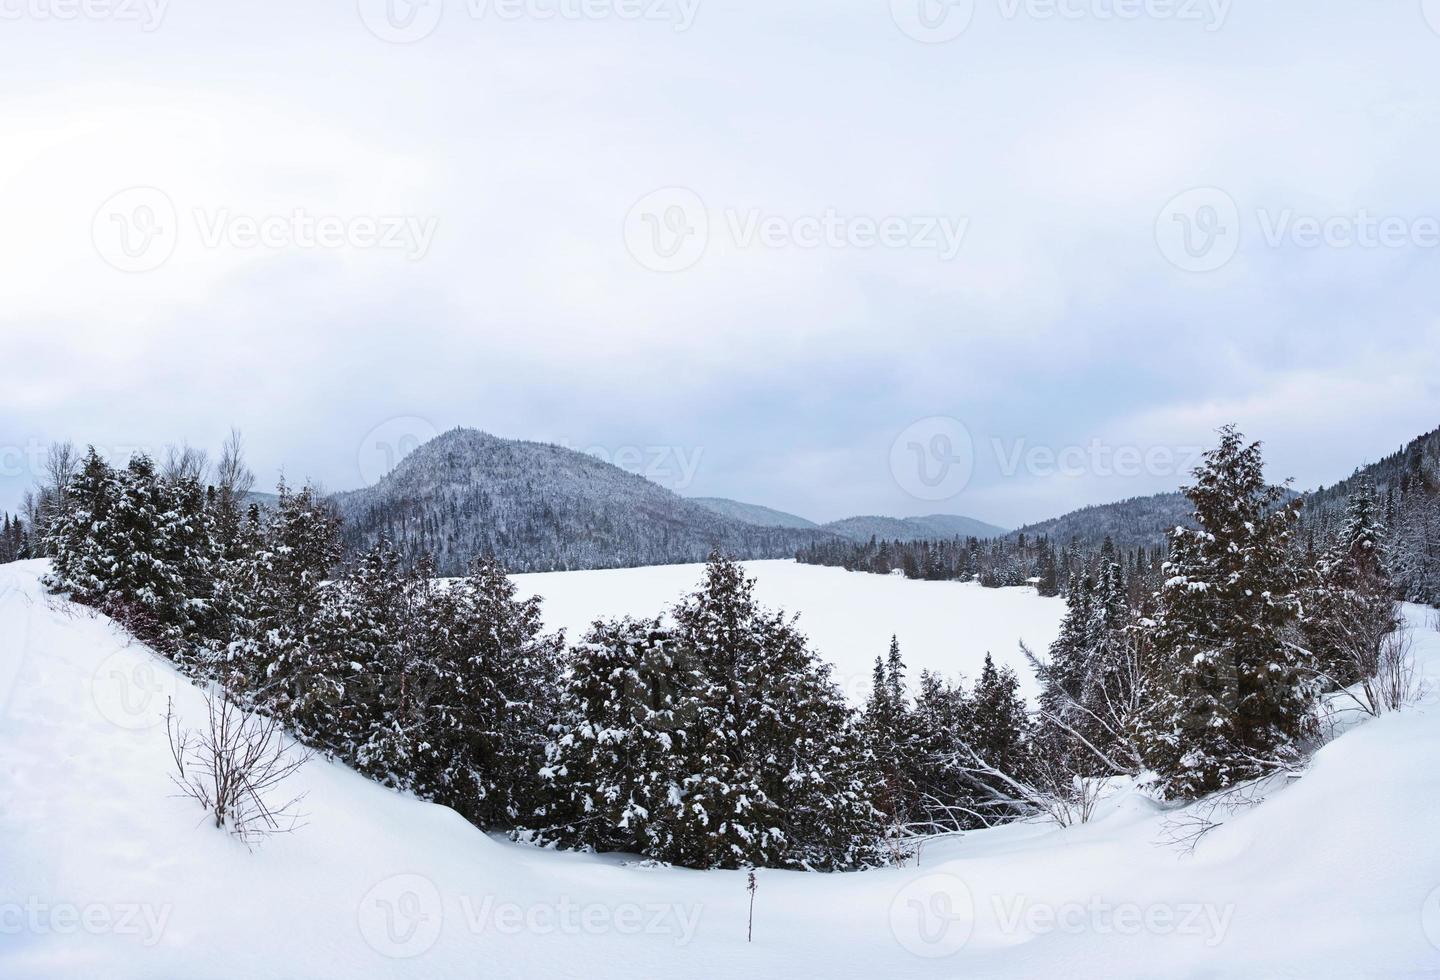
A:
[3,557,1440,978]
[513,560,1065,700]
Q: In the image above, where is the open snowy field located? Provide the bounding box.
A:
[512,560,1065,701]
[3,558,1440,978]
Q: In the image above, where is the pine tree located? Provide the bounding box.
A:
[542,617,692,856]
[1139,426,1314,800]
[967,652,1032,787]
[910,670,979,831]
[862,636,921,826]
[1301,482,1399,687]
[644,554,884,869]
[415,555,564,827]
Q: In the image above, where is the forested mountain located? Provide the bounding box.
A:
[823,513,1009,543]
[1298,423,1440,603]
[688,497,818,529]
[689,499,1009,542]
[332,429,837,574]
[1005,492,1195,554]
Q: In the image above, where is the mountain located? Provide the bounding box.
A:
[1300,423,1440,520]
[688,497,818,529]
[331,429,836,574]
[1007,491,1195,553]
[821,513,1009,543]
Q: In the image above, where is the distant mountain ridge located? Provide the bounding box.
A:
[688,497,818,530]
[689,498,1008,542]
[822,513,1010,543]
[331,429,837,574]
[1006,492,1195,553]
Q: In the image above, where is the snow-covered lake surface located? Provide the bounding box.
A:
[512,560,1065,701]
[4,557,1440,978]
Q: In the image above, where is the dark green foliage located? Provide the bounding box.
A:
[545,554,886,870]
[1139,426,1315,800]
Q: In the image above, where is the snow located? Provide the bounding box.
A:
[512,560,1065,700]
[3,558,1440,978]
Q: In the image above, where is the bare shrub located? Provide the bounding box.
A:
[1158,779,1269,855]
[1364,630,1424,715]
[165,689,310,847]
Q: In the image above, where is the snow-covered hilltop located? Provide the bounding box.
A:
[331,428,837,574]
[3,558,1439,979]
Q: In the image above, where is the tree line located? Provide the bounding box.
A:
[22,425,1419,867]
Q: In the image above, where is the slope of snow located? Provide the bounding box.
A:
[512,560,1065,700]
[3,559,1439,978]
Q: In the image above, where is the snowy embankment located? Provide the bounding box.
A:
[512,560,1065,701]
[2,558,1440,978]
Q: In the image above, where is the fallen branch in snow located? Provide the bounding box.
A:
[165,688,311,848]
[1157,770,1283,856]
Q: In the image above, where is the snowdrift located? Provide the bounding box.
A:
[2,559,1438,978]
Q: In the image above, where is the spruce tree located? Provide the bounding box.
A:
[1139,426,1314,800]
[542,616,692,856]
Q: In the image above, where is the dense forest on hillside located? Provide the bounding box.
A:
[798,426,1440,607]
[333,429,834,574]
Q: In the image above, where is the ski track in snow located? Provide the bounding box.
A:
[2,558,1440,978]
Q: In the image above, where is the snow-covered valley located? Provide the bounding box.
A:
[511,559,1066,701]
[3,558,1439,979]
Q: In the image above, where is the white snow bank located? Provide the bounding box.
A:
[2,559,1439,978]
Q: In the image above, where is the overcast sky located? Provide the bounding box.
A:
[3,0,1439,527]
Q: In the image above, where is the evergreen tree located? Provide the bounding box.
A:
[1301,482,1399,687]
[656,555,883,869]
[415,555,564,827]
[1139,426,1314,800]
[542,617,692,856]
